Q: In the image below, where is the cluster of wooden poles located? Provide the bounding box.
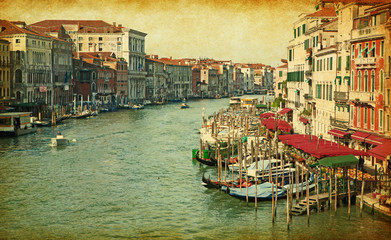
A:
[199,106,366,229]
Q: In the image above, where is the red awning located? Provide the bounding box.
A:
[328,129,350,138]
[368,142,391,161]
[365,134,388,145]
[279,134,369,159]
[261,118,292,132]
[259,112,275,119]
[299,117,309,124]
[351,131,371,142]
[279,108,292,115]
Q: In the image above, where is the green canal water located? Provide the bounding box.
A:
[1,96,391,239]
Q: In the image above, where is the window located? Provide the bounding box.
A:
[294,29,296,38]
[337,56,341,70]
[364,70,368,92]
[352,44,355,59]
[364,43,369,58]
[279,71,282,77]
[380,70,384,92]
[380,109,383,130]
[359,44,362,58]
[78,37,83,41]
[371,108,375,129]
[304,39,309,50]
[351,71,354,90]
[329,84,332,100]
[99,37,103,41]
[16,39,21,43]
[358,107,361,125]
[89,37,93,41]
[388,89,390,105]
[298,27,300,37]
[371,41,375,57]
[317,60,319,71]
[381,41,384,57]
[327,58,329,70]
[302,24,306,34]
[330,57,333,70]
[289,49,292,61]
[358,71,362,91]
[346,56,350,70]
[351,106,354,120]
[320,59,323,71]
[371,70,375,92]
[387,115,390,132]
[313,37,316,47]
[364,107,367,125]
[78,43,83,51]
[316,36,318,47]
[99,43,103,52]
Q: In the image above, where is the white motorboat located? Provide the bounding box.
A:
[51,132,69,146]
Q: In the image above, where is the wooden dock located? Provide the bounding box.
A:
[290,191,356,216]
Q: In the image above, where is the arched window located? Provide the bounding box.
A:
[16,91,21,100]
[364,70,368,92]
[371,70,375,92]
[358,70,362,91]
[15,69,22,83]
[351,71,354,90]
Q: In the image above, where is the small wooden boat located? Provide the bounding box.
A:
[180,103,189,109]
[51,131,69,146]
[225,181,286,202]
[132,104,144,110]
[195,151,216,166]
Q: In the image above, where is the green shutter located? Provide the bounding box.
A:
[346,56,350,70]
[338,56,341,70]
[330,57,333,70]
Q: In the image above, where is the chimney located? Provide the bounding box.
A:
[113,22,116,27]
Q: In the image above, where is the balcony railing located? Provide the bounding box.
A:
[334,91,348,102]
[349,91,379,105]
[330,116,349,129]
[355,57,376,68]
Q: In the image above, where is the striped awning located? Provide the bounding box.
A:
[365,134,388,145]
[328,129,350,138]
[351,131,371,142]
[279,108,292,115]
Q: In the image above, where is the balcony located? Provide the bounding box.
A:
[350,91,376,106]
[304,93,313,101]
[354,57,376,69]
[330,116,349,129]
[334,91,348,103]
[352,25,384,40]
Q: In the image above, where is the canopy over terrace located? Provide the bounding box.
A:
[318,155,359,168]
[279,134,369,159]
[259,112,275,119]
[368,142,391,161]
[261,118,292,133]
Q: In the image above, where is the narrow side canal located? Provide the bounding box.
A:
[0,97,390,239]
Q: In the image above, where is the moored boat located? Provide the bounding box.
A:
[0,112,37,136]
[180,103,189,109]
[195,151,216,166]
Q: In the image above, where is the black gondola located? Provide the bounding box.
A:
[195,151,217,166]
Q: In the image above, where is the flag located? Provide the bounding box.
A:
[367,45,375,55]
[359,46,368,58]
[71,72,75,85]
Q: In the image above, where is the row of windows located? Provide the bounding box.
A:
[0,44,9,52]
[293,24,306,38]
[0,87,10,97]
[353,106,389,131]
[351,41,384,59]
[316,57,333,72]
[0,70,10,81]
[315,84,332,101]
[351,69,384,92]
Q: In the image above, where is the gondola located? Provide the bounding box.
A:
[195,151,216,166]
[201,174,252,189]
[210,156,239,167]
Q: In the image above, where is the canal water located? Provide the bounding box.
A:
[1,96,390,239]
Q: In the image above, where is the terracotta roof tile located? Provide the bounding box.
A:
[306,7,336,17]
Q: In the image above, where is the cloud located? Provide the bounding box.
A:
[1,0,316,66]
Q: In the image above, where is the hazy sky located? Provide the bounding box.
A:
[1,0,317,66]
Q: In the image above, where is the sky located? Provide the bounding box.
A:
[1,0,317,67]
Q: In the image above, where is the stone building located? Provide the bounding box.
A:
[0,39,11,107]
